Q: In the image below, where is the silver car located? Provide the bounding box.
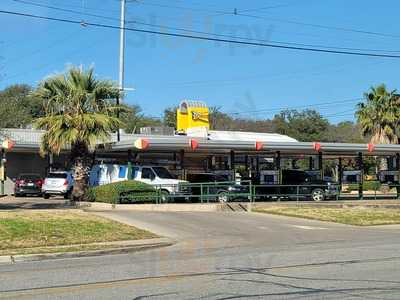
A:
[42,171,74,199]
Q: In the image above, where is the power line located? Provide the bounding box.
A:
[122,102,358,121]
[127,1,306,31]
[128,0,229,14]
[14,0,400,54]
[21,0,398,46]
[227,98,361,116]
[133,0,294,12]
[1,29,102,82]
[2,28,81,67]
[128,22,400,53]
[11,0,121,21]
[2,9,400,59]
[234,12,400,40]
[110,0,400,41]
[4,3,357,88]
[164,57,387,90]
[133,1,399,45]
[206,3,300,18]
[202,6,400,41]
[163,60,363,88]
[2,0,114,49]
[240,3,299,13]
[323,109,356,118]
[131,0,302,17]
[15,0,122,14]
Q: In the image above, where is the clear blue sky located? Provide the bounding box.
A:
[1,0,400,123]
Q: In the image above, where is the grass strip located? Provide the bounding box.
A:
[0,210,157,255]
[254,207,400,226]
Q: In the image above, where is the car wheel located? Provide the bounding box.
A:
[43,193,50,199]
[160,190,169,203]
[217,191,229,203]
[311,188,325,202]
[15,193,21,198]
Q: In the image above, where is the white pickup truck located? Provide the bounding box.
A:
[89,164,188,198]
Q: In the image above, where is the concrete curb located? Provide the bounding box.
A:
[78,200,400,212]
[79,201,225,212]
[0,238,175,264]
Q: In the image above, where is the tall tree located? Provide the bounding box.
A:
[356,84,400,170]
[209,106,235,130]
[163,106,178,129]
[119,103,161,133]
[272,109,330,142]
[356,84,399,144]
[34,67,125,201]
[0,84,44,128]
[326,121,365,143]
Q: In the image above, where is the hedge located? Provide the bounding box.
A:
[85,180,158,204]
[344,181,381,192]
[363,181,382,191]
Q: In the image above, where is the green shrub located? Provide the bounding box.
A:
[86,181,158,204]
[363,180,381,191]
[344,181,381,192]
[84,187,96,202]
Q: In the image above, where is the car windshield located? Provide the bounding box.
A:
[189,174,229,182]
[18,174,41,180]
[295,172,312,183]
[152,167,174,179]
[47,173,68,179]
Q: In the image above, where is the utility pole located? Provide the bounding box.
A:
[117,0,126,142]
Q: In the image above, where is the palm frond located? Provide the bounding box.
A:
[356,84,400,144]
[33,66,124,155]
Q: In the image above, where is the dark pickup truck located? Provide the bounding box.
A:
[252,169,339,202]
[186,173,250,203]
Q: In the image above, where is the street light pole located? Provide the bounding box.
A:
[119,0,126,93]
[117,0,126,142]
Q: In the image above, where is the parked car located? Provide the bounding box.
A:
[253,169,338,202]
[42,171,74,199]
[14,173,43,197]
[186,173,249,203]
[89,164,188,201]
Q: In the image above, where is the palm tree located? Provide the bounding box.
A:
[34,67,125,201]
[356,84,400,170]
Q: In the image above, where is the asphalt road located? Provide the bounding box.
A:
[1,210,400,299]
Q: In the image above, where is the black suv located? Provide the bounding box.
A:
[254,169,338,202]
[186,173,249,203]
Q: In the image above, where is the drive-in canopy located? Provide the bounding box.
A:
[114,135,400,156]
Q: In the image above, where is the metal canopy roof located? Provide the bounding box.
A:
[113,135,400,156]
[3,128,400,156]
